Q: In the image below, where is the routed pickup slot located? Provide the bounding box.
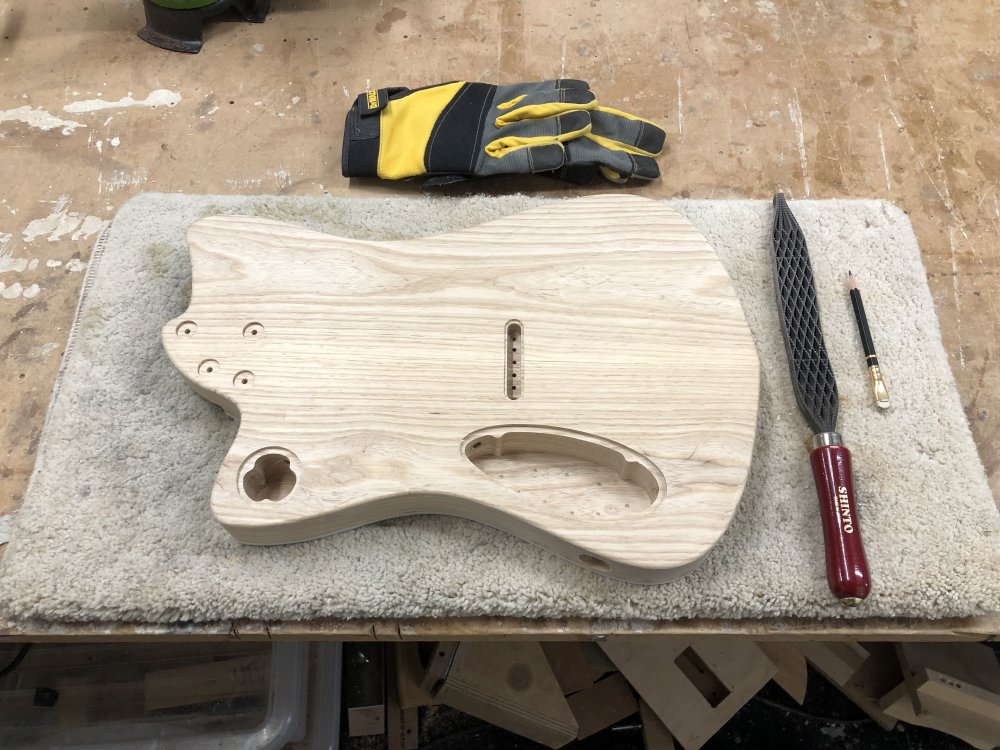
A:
[462,427,665,514]
[506,320,522,400]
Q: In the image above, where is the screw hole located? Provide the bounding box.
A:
[176,320,198,336]
[234,370,255,387]
[243,322,265,337]
[472,441,482,449]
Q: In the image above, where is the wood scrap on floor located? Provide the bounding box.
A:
[542,642,595,696]
[757,642,808,705]
[639,699,676,750]
[385,645,419,750]
[799,641,899,730]
[565,672,638,740]
[430,641,578,748]
[877,642,1000,748]
[345,639,1000,750]
[394,642,439,710]
[600,638,776,750]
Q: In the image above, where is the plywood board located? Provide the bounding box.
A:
[801,642,898,731]
[163,195,760,584]
[433,641,577,748]
[565,672,638,739]
[542,642,594,696]
[758,642,808,705]
[880,681,996,750]
[640,700,677,750]
[394,643,439,709]
[601,638,776,750]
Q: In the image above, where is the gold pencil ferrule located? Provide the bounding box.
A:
[868,364,890,410]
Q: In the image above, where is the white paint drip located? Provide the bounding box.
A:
[22,283,39,299]
[788,89,810,196]
[269,168,292,189]
[46,259,62,268]
[28,258,37,271]
[72,215,109,240]
[1,281,23,299]
[0,106,85,135]
[948,227,964,368]
[98,168,147,194]
[22,195,109,243]
[888,108,904,130]
[95,139,103,154]
[64,89,182,113]
[65,258,88,272]
[290,96,301,106]
[110,136,120,148]
[226,176,264,190]
[253,43,265,52]
[0,231,12,251]
[0,256,29,272]
[755,0,778,18]
[876,122,892,191]
[560,38,567,79]
[29,342,59,358]
[676,75,684,137]
[343,86,351,98]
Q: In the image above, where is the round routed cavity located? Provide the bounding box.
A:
[176,320,197,336]
[243,454,296,502]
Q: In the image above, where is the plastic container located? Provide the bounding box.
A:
[0,641,317,749]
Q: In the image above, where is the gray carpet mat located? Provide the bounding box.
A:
[1,193,997,624]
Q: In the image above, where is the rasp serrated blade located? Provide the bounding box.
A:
[771,193,839,434]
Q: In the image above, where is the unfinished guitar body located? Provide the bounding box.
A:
[163,195,760,583]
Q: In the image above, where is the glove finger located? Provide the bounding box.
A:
[497,79,590,98]
[484,110,591,158]
[480,143,568,176]
[589,107,666,156]
[494,88,597,126]
[563,137,661,181]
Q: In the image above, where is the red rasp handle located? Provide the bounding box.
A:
[809,441,871,605]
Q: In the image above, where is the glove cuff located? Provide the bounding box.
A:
[342,88,406,178]
[342,106,381,177]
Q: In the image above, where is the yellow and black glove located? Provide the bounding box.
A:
[341,79,665,183]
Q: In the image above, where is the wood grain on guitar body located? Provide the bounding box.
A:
[162,195,760,583]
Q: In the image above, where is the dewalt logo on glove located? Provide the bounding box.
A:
[342,79,666,185]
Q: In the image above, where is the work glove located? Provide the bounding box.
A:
[341,79,665,183]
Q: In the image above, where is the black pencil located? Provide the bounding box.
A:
[848,272,890,409]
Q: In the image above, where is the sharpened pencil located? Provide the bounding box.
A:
[848,272,890,409]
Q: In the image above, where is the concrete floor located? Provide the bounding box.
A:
[1,0,998,525]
